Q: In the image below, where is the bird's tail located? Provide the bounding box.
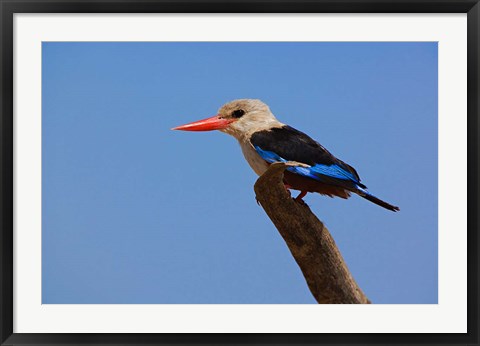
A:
[356,186,400,212]
[361,193,399,212]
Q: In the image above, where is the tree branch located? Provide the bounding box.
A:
[254,162,371,304]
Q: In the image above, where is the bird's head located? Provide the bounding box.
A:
[172,99,283,140]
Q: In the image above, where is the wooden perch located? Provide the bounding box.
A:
[254,162,371,304]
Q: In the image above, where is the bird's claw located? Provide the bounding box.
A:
[294,191,308,205]
[294,197,308,206]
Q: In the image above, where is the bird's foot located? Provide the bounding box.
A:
[294,191,308,205]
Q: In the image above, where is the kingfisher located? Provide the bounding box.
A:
[172,99,399,212]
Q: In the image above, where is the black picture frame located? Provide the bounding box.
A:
[1,1,478,345]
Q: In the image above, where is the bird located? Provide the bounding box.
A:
[172,99,399,212]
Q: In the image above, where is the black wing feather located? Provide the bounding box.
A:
[250,125,362,184]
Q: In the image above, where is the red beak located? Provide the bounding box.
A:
[172,115,234,132]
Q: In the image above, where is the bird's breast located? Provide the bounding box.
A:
[239,140,269,176]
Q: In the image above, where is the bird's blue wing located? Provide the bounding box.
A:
[255,146,360,183]
[250,125,366,189]
[251,126,399,211]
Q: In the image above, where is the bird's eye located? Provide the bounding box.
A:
[232,109,245,118]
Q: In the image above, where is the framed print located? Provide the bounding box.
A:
[1,0,479,345]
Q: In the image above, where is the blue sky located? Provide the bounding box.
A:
[42,42,437,304]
